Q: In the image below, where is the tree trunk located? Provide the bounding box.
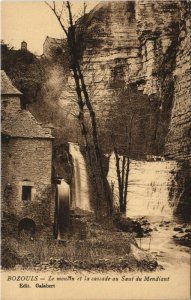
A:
[114,147,123,212]
[46,2,113,217]
[68,24,113,216]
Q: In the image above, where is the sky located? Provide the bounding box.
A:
[1,1,99,55]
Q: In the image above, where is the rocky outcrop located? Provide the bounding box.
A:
[58,1,190,158]
[2,2,190,160]
[163,2,191,221]
[165,1,191,162]
[58,1,190,220]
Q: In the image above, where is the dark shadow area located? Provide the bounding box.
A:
[18,218,36,235]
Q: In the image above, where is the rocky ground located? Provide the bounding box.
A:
[118,215,191,248]
[172,224,191,247]
[114,215,154,238]
[150,219,191,248]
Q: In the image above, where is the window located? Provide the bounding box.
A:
[22,186,32,201]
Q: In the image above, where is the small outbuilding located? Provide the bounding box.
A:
[1,70,55,236]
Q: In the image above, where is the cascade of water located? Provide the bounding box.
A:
[69,143,91,211]
[107,153,178,219]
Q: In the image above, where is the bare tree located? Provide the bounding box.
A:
[113,115,134,214]
[45,1,113,216]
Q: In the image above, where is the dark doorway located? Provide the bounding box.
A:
[18,218,36,235]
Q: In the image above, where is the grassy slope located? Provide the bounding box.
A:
[2,212,158,272]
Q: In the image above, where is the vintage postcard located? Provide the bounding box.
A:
[1,1,191,299]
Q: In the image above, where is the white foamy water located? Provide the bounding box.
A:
[69,143,91,211]
[107,153,178,218]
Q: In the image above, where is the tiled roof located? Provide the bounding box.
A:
[1,70,22,95]
[2,110,54,139]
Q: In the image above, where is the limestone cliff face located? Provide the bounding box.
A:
[162,2,191,218]
[82,1,180,94]
[165,1,191,162]
[58,1,190,160]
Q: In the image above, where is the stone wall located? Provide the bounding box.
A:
[2,137,54,234]
[43,37,65,59]
[1,95,21,115]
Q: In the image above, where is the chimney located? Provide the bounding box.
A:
[42,123,54,135]
[21,41,27,51]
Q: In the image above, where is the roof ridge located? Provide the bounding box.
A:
[46,36,64,41]
[1,70,22,95]
[2,110,54,139]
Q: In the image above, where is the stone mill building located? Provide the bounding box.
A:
[1,70,54,236]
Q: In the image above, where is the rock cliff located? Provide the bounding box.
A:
[2,2,190,161]
[1,1,190,219]
[58,1,190,159]
[164,1,191,162]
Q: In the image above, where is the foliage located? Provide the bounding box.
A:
[1,40,43,107]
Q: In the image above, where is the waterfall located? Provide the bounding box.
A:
[56,179,70,240]
[107,153,178,219]
[69,143,91,211]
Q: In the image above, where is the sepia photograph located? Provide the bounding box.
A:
[1,1,191,299]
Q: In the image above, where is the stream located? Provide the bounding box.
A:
[107,153,190,271]
[65,146,190,272]
[136,218,190,270]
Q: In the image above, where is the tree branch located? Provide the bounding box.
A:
[66,1,73,27]
[45,1,68,36]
